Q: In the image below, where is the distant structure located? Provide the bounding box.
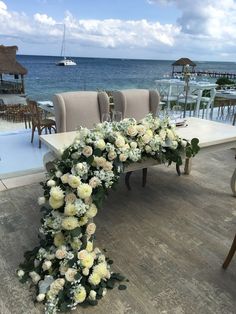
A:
[0,45,27,95]
[172,58,196,76]
[171,57,236,79]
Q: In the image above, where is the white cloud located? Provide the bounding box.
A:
[34,13,56,26]
[1,0,236,60]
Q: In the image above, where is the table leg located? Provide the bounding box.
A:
[230,168,236,196]
[184,157,192,175]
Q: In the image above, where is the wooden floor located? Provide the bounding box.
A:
[0,148,235,314]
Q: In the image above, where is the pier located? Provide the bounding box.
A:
[173,70,236,79]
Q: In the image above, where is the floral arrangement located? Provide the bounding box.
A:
[17,114,199,314]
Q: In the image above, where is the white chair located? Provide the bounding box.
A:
[54,91,109,132]
[43,91,110,170]
[200,88,217,119]
[156,82,184,109]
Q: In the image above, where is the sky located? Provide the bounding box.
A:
[1,0,236,61]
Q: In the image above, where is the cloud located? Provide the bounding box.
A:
[1,0,236,60]
[34,13,56,26]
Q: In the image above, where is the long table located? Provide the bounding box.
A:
[40,117,236,195]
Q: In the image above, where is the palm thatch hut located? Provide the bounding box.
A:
[0,45,27,94]
[172,58,196,76]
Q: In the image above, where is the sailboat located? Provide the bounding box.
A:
[56,24,76,66]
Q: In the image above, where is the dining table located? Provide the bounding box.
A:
[40,117,236,196]
[155,79,218,117]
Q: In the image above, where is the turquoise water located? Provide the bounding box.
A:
[17,55,236,101]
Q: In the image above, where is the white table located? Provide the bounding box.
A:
[40,117,236,195]
[155,79,217,117]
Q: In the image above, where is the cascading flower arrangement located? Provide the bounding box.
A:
[17,114,199,314]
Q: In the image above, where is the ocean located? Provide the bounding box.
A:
[17,55,236,101]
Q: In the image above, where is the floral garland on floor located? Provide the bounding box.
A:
[17,114,199,314]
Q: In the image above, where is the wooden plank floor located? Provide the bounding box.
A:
[0,148,235,314]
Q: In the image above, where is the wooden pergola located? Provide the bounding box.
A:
[0,45,27,94]
[172,58,196,77]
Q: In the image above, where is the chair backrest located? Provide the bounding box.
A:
[53,91,110,133]
[27,100,42,125]
[112,89,160,121]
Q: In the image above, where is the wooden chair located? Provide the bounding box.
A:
[27,100,56,148]
[222,233,236,269]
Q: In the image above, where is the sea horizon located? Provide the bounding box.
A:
[17,54,236,64]
[13,55,236,101]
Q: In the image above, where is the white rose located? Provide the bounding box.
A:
[68,175,81,189]
[55,247,67,259]
[130,141,137,149]
[82,146,93,157]
[103,161,113,171]
[65,268,77,282]
[94,156,106,168]
[47,179,56,187]
[115,136,125,148]
[102,288,107,296]
[64,203,77,216]
[42,260,52,271]
[108,150,117,161]
[82,268,90,276]
[55,170,63,178]
[77,184,92,199]
[78,249,88,260]
[181,140,187,147]
[61,173,70,184]
[89,177,101,188]
[89,290,97,300]
[93,262,108,278]
[86,204,98,218]
[145,145,152,153]
[167,129,175,141]
[96,139,106,151]
[86,223,96,235]
[159,129,166,140]
[17,269,25,278]
[36,293,45,302]
[119,153,127,162]
[38,196,46,206]
[127,125,138,137]
[137,125,146,136]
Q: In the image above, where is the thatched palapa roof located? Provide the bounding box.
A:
[172,58,196,67]
[0,45,27,75]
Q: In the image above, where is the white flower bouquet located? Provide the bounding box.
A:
[18,114,199,313]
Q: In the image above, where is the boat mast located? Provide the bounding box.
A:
[60,24,66,59]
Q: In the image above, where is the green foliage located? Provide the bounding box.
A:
[216,77,235,86]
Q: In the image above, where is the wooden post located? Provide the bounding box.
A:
[21,74,25,94]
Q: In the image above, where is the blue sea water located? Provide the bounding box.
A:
[17,55,236,101]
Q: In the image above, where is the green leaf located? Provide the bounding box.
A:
[111,273,125,281]
[118,284,127,290]
[70,227,81,237]
[93,148,102,157]
[106,279,115,289]
[88,300,98,306]
[87,155,94,165]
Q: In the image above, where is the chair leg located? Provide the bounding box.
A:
[38,128,42,149]
[142,168,148,187]
[125,171,132,191]
[31,126,35,143]
[222,234,236,269]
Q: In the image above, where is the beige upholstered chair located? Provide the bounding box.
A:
[113,89,160,189]
[53,91,109,132]
[44,91,109,170]
[113,89,160,120]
